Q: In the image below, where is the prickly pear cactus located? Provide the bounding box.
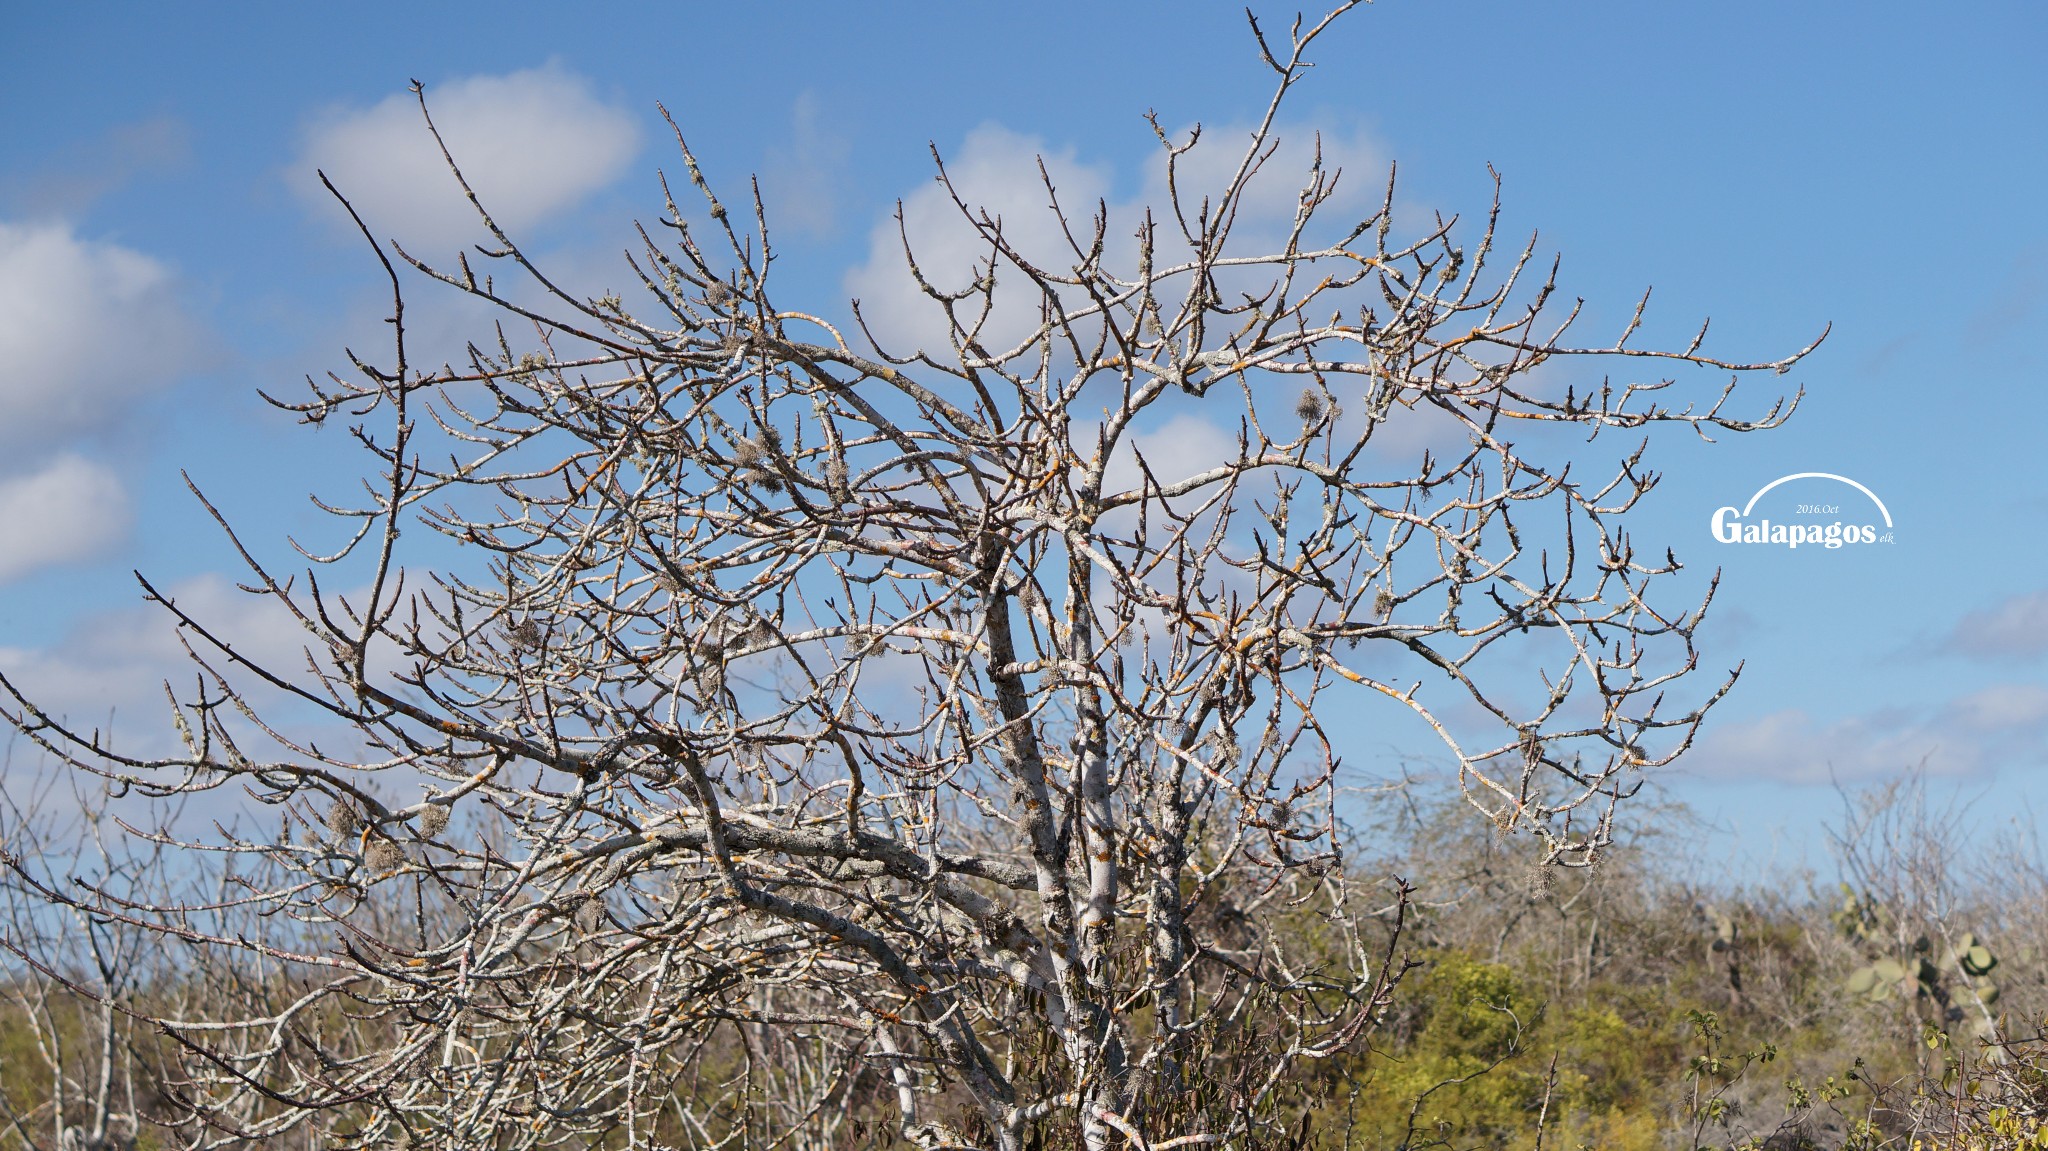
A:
[1706,905,1738,951]
[1943,932,1998,978]
[1833,893,2002,1042]
[1830,884,1886,944]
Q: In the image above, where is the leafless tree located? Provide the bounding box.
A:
[0,768,171,1151]
[0,6,1817,1149]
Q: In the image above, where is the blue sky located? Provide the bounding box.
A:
[2,1,2045,869]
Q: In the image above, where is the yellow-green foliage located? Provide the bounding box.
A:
[1339,951,1679,1150]
[1349,952,1551,1147]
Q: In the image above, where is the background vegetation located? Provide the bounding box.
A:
[8,767,2048,1150]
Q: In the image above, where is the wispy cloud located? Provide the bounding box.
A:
[0,574,328,756]
[0,115,193,220]
[1938,588,2048,662]
[1686,683,2048,783]
[1965,244,2048,346]
[761,91,851,239]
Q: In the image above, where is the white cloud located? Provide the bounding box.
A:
[293,64,641,251]
[843,118,1412,486]
[0,455,131,583]
[0,222,209,577]
[0,221,211,450]
[841,118,1448,464]
[1130,120,1386,258]
[843,118,1388,359]
[845,123,1115,358]
[1101,412,1241,498]
[1686,684,2048,784]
